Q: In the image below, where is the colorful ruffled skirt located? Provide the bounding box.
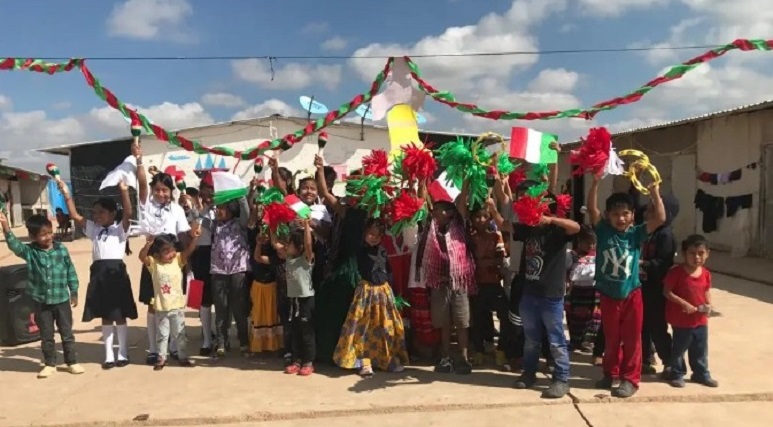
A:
[333,281,408,371]
[249,281,283,353]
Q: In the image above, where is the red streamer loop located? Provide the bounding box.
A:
[401,144,437,182]
[362,149,390,177]
[570,127,612,177]
[513,196,549,227]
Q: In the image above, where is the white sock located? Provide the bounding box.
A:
[200,306,213,348]
[102,325,115,363]
[116,324,129,361]
[147,313,158,354]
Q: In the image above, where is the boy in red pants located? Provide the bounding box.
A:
[586,174,665,398]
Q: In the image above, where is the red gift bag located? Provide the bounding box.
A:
[187,279,204,310]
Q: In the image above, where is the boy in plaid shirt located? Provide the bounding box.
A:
[1,212,85,378]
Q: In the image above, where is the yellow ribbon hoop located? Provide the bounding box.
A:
[618,149,661,195]
[471,132,506,167]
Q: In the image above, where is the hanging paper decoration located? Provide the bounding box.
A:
[618,150,662,195]
[370,57,426,121]
[386,104,421,160]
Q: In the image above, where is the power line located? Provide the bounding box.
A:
[16,44,719,62]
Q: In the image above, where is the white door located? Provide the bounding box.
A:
[671,154,697,242]
[763,145,773,258]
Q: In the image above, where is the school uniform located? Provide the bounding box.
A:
[82,221,138,322]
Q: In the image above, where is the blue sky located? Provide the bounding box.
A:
[1,0,771,174]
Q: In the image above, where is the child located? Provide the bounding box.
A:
[468,205,507,366]
[55,207,71,238]
[640,195,679,375]
[586,174,665,398]
[565,225,600,354]
[249,230,283,353]
[139,230,200,370]
[273,220,315,376]
[0,212,85,378]
[333,220,409,376]
[663,235,718,388]
[211,196,251,357]
[488,193,580,399]
[57,180,138,369]
[133,143,192,365]
[191,175,216,355]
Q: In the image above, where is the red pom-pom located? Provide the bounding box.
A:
[554,194,572,218]
[508,168,527,191]
[513,196,549,227]
[570,127,611,177]
[262,202,297,230]
[362,149,390,177]
[391,191,425,223]
[401,144,437,182]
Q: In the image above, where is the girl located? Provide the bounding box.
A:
[249,230,282,353]
[57,180,137,369]
[211,195,251,357]
[139,231,200,370]
[333,220,408,376]
[565,225,600,353]
[273,220,315,376]
[191,175,216,355]
[133,143,192,365]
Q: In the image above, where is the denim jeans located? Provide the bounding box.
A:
[156,308,187,360]
[669,325,710,381]
[35,301,78,366]
[212,273,249,349]
[519,293,570,382]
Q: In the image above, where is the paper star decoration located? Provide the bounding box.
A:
[370,57,426,121]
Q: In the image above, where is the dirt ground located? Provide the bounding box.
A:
[1,236,772,427]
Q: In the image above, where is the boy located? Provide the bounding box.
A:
[488,193,580,399]
[0,212,85,378]
[640,195,679,375]
[663,235,718,388]
[586,174,665,398]
[468,205,507,366]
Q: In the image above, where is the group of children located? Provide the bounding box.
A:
[1,138,718,399]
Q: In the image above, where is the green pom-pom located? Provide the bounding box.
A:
[528,163,549,182]
[497,156,517,176]
[257,187,285,205]
[345,175,392,218]
[526,182,549,197]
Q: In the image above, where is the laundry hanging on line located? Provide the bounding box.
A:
[693,189,753,233]
[697,162,757,185]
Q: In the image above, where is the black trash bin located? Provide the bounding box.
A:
[0,264,40,346]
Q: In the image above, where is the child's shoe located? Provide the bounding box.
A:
[691,375,719,388]
[513,373,537,389]
[285,363,301,374]
[299,364,314,376]
[454,358,473,375]
[434,357,453,374]
[595,376,614,389]
[116,359,130,368]
[669,377,686,388]
[612,380,637,398]
[542,381,570,399]
[153,358,166,371]
[102,361,116,370]
[146,353,159,365]
[37,366,56,379]
[66,364,85,375]
[471,352,485,366]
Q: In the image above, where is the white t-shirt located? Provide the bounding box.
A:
[140,198,190,236]
[85,220,127,261]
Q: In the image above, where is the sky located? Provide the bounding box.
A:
[1,0,772,177]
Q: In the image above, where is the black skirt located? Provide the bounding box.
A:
[83,260,138,322]
[191,245,214,307]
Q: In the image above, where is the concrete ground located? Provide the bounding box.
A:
[1,235,772,427]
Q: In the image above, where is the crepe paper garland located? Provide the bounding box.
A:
[403,39,773,121]
[618,149,662,195]
[45,163,61,180]
[0,58,83,74]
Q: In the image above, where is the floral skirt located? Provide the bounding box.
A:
[249,281,283,353]
[333,281,408,371]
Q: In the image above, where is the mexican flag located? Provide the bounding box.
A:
[212,171,248,205]
[509,127,558,164]
[285,194,311,219]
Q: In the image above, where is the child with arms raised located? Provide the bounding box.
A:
[586,174,665,398]
[57,180,138,369]
[1,212,84,378]
[663,235,718,388]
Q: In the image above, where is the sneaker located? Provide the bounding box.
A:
[579,342,594,354]
[514,373,537,389]
[434,357,453,374]
[358,365,374,377]
[299,364,315,376]
[146,353,159,365]
[455,359,473,375]
[670,377,686,388]
[215,347,226,357]
[37,366,56,379]
[116,359,130,368]
[67,364,85,375]
[660,367,673,381]
[692,376,719,388]
[542,381,570,399]
[595,376,614,389]
[642,364,657,375]
[612,380,637,398]
[495,350,507,367]
[285,363,301,375]
[102,361,116,370]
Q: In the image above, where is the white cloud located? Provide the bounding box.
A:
[107,0,193,42]
[301,21,329,34]
[578,0,670,16]
[232,59,342,90]
[678,0,773,43]
[321,36,348,51]
[200,92,247,108]
[89,101,215,132]
[528,68,580,93]
[231,99,303,121]
[349,0,568,91]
